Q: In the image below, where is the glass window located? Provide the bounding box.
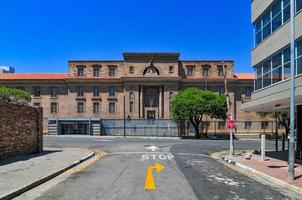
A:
[272,0,282,31]
[218,87,225,95]
[218,66,224,76]
[263,60,271,73]
[284,63,291,79]
[187,67,194,76]
[93,86,100,97]
[263,72,272,87]
[256,76,263,90]
[218,121,225,129]
[297,40,302,57]
[283,47,291,63]
[272,52,282,68]
[244,86,253,97]
[129,101,134,112]
[261,121,269,129]
[77,86,84,97]
[297,57,302,75]
[245,121,252,129]
[50,103,57,113]
[77,67,84,77]
[50,86,59,97]
[272,67,282,83]
[93,67,100,77]
[297,0,302,12]
[129,66,134,73]
[109,102,115,113]
[169,66,174,73]
[109,86,116,97]
[255,66,262,77]
[77,102,84,113]
[93,102,100,113]
[262,12,271,40]
[33,86,41,97]
[109,67,116,77]
[203,67,210,77]
[283,0,290,23]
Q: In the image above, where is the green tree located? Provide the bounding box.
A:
[0,86,31,105]
[258,112,290,151]
[171,87,227,138]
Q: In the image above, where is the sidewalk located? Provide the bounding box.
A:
[219,151,302,194]
[0,147,94,199]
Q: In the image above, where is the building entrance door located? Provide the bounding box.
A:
[147,111,156,120]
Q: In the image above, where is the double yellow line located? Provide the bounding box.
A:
[67,150,107,173]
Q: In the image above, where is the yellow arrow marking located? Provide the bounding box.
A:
[144,163,165,190]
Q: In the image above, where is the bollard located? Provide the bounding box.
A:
[261,133,266,161]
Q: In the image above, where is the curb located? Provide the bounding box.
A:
[0,151,96,200]
[215,154,302,196]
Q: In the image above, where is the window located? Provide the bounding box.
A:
[33,102,41,107]
[109,86,116,97]
[77,102,84,113]
[297,39,302,75]
[218,66,224,77]
[129,66,134,74]
[129,101,134,112]
[93,86,100,97]
[187,66,194,77]
[108,66,116,77]
[253,0,301,46]
[261,121,269,129]
[77,67,84,77]
[169,66,174,73]
[93,66,100,77]
[169,91,174,100]
[297,0,302,12]
[50,86,59,97]
[245,121,252,129]
[109,102,116,113]
[203,67,210,77]
[77,86,84,97]
[93,102,100,113]
[50,103,57,113]
[244,86,253,97]
[33,86,41,97]
[129,92,134,100]
[218,121,225,129]
[218,87,225,95]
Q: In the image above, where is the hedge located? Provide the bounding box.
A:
[0,86,31,105]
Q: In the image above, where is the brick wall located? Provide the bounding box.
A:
[0,102,43,159]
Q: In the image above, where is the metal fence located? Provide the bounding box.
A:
[100,119,180,137]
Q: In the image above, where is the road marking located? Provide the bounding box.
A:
[145,146,160,151]
[93,139,112,142]
[144,163,165,190]
[141,154,174,161]
[67,150,107,173]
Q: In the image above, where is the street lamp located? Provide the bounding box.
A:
[288,0,296,181]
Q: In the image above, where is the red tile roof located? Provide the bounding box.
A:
[0,73,68,80]
[234,73,254,80]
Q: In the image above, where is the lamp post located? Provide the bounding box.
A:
[288,0,296,181]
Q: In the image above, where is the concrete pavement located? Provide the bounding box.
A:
[0,147,94,199]
[14,136,302,200]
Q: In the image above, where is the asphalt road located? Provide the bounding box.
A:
[24,136,301,200]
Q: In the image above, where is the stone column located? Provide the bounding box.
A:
[158,86,162,119]
[140,86,144,118]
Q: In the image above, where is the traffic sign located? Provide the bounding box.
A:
[227,119,236,129]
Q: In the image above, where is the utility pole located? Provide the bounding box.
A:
[223,61,234,156]
[288,0,296,181]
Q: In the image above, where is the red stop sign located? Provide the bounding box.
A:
[227,119,236,129]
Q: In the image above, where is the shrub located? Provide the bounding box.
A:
[0,86,31,105]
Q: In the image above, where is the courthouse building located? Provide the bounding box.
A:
[0,52,270,138]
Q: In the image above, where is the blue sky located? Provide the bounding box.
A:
[0,0,253,73]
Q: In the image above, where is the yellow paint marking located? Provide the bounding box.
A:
[144,163,165,190]
[67,150,107,173]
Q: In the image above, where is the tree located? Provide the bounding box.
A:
[258,112,290,151]
[171,87,227,138]
[0,86,31,105]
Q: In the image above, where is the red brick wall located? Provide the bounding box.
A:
[0,103,43,159]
